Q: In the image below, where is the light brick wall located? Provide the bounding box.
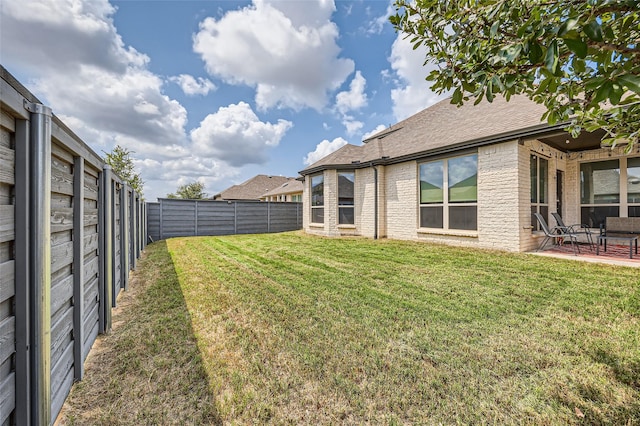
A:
[355,168,374,237]
[385,161,418,240]
[476,141,522,251]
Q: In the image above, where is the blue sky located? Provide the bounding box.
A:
[1,0,446,200]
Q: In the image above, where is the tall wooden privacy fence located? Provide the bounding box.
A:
[147,198,302,241]
[1,66,146,425]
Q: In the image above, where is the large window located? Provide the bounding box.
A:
[338,171,355,225]
[530,154,549,230]
[580,160,620,227]
[310,174,324,223]
[419,154,477,231]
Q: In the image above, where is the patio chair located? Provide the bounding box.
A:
[551,212,594,250]
[534,212,580,255]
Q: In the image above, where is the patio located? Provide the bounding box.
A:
[531,241,640,268]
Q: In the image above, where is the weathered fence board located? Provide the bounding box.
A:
[147,199,302,241]
[0,92,17,426]
[1,65,146,425]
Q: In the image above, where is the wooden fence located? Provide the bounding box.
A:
[147,198,302,241]
[1,66,146,425]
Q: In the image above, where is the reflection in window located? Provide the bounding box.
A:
[338,172,355,225]
[580,160,620,204]
[580,160,620,227]
[311,174,324,223]
[628,157,640,205]
[531,154,548,230]
[419,154,477,230]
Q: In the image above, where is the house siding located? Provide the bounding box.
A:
[385,162,418,240]
[477,141,522,252]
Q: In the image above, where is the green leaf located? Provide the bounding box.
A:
[473,92,484,105]
[486,81,494,102]
[545,40,559,74]
[563,38,587,59]
[583,21,603,42]
[618,74,640,94]
[502,44,522,62]
[528,42,543,63]
[490,21,500,38]
[572,58,586,74]
[609,84,623,105]
[452,87,463,104]
[592,81,612,104]
[558,18,578,37]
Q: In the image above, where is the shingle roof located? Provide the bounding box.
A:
[261,178,304,197]
[214,175,293,200]
[300,95,550,174]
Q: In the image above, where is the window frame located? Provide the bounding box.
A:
[337,171,355,225]
[310,173,324,224]
[530,153,549,231]
[418,153,478,231]
[579,157,640,226]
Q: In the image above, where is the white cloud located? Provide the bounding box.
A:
[1,0,147,74]
[193,0,354,111]
[388,33,448,121]
[1,0,187,148]
[335,71,367,134]
[342,116,364,135]
[366,3,395,35]
[0,0,297,201]
[33,65,188,146]
[170,74,216,96]
[362,124,388,141]
[137,156,240,200]
[335,71,368,114]
[190,102,293,167]
[303,137,348,166]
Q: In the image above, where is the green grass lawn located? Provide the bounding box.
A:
[61,231,639,424]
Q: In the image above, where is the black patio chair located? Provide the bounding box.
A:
[551,212,594,250]
[534,212,580,255]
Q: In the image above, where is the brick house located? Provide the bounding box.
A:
[298,95,640,252]
[212,174,292,201]
[260,178,303,202]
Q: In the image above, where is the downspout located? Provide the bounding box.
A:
[373,164,378,240]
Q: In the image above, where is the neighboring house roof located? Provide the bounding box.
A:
[261,178,304,198]
[299,94,604,175]
[213,175,292,200]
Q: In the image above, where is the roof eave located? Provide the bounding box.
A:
[299,121,570,175]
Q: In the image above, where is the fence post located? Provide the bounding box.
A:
[24,101,52,426]
[234,202,237,234]
[159,198,164,240]
[72,156,85,380]
[99,166,113,333]
[120,184,129,291]
[195,200,199,236]
[14,117,31,426]
[111,183,119,306]
[267,201,271,233]
[130,191,137,270]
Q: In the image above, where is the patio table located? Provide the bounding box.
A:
[596,235,638,259]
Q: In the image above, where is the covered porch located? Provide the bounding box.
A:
[526,127,640,258]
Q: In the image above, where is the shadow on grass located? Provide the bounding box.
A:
[59,240,222,425]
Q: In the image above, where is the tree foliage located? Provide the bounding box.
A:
[390,0,639,151]
[167,181,207,199]
[104,145,145,198]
